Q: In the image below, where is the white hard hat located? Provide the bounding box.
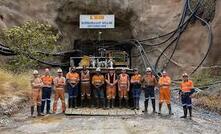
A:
[33,70,39,75]
[96,67,101,72]
[162,70,167,74]
[182,73,188,77]
[146,67,152,72]
[45,68,50,72]
[109,67,114,70]
[133,68,138,71]
[57,68,63,73]
[121,68,126,71]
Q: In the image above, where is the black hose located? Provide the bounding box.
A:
[163,0,189,69]
[26,54,69,67]
[187,0,213,75]
[154,0,203,72]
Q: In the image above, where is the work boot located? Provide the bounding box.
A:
[132,98,136,110]
[167,104,173,115]
[125,99,129,108]
[107,100,110,109]
[31,106,34,117]
[87,98,91,108]
[74,98,78,109]
[188,107,192,118]
[136,98,140,110]
[101,98,106,109]
[80,97,84,107]
[142,100,148,113]
[180,106,187,118]
[111,99,115,108]
[158,103,162,115]
[46,100,51,114]
[151,99,156,113]
[41,100,45,113]
[96,98,100,109]
[37,106,44,116]
[69,98,74,108]
[119,99,122,109]
[68,98,71,108]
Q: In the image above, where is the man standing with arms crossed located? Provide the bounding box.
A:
[53,69,66,113]
[131,68,142,110]
[31,70,44,117]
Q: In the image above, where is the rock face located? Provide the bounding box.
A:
[0,0,220,77]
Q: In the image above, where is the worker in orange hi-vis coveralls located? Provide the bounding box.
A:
[30,70,44,117]
[105,67,118,109]
[158,70,173,115]
[118,68,130,108]
[53,69,66,113]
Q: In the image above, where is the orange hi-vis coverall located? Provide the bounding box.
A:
[31,78,43,106]
[159,76,171,104]
[53,76,66,113]
[106,73,117,100]
[118,74,130,99]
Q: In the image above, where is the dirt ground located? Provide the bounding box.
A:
[0,92,221,134]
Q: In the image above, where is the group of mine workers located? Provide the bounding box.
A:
[31,66,195,119]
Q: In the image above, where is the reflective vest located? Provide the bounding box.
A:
[92,75,104,86]
[159,76,171,89]
[31,78,43,90]
[107,73,117,84]
[180,80,193,92]
[41,75,53,87]
[54,76,66,89]
[143,74,157,86]
[119,74,129,87]
[66,72,79,84]
[81,70,90,83]
[131,74,142,82]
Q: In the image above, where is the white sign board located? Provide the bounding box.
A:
[80,15,115,29]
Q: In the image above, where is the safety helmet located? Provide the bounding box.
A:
[109,67,114,70]
[33,70,39,75]
[182,73,188,77]
[146,67,152,72]
[57,68,63,73]
[45,68,50,72]
[96,67,101,72]
[162,70,167,74]
[121,68,126,71]
[133,68,138,71]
